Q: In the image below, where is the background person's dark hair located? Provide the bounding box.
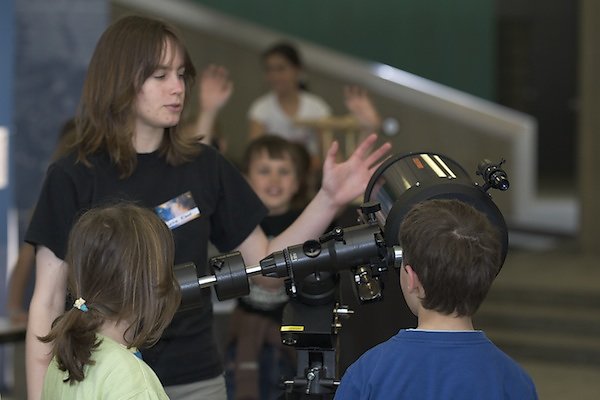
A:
[262,42,303,68]
[398,199,502,316]
[243,135,311,209]
[39,203,181,383]
[262,41,307,91]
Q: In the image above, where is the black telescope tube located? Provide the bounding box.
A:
[364,152,509,267]
[260,223,385,281]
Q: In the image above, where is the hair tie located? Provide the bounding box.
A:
[73,297,89,312]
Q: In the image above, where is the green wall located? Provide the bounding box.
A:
[193,0,495,100]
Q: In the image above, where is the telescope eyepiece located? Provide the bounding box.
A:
[476,158,510,192]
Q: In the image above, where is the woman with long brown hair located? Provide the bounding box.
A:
[25,15,390,400]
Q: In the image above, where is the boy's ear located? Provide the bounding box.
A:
[404,264,421,292]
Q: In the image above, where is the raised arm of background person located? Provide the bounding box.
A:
[26,246,68,400]
[237,133,390,266]
[344,85,382,133]
[184,65,233,144]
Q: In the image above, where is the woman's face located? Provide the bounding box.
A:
[134,40,186,135]
[264,53,301,95]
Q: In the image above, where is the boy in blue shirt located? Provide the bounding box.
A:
[335,199,537,399]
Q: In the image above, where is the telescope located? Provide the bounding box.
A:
[175,152,510,399]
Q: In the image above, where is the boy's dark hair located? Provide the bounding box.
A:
[242,135,307,175]
[242,135,310,208]
[398,199,501,316]
[39,203,181,383]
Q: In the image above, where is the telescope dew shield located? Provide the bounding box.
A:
[364,152,509,267]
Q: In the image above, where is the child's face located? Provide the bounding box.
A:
[247,151,299,215]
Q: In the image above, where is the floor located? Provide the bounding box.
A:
[521,360,600,400]
[479,236,600,399]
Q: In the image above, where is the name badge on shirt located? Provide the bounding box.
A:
[154,191,200,229]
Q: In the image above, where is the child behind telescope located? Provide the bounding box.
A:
[334,199,537,399]
[39,203,181,399]
[226,135,309,400]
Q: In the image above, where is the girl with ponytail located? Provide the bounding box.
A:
[38,203,181,399]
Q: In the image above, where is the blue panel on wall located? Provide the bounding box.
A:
[13,0,108,234]
[0,0,15,393]
[0,0,15,300]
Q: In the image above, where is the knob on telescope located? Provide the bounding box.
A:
[476,158,510,192]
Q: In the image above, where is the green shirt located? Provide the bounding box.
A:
[42,334,169,399]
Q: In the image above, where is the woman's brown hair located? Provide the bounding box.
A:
[39,203,181,383]
[74,15,199,178]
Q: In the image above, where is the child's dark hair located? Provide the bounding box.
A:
[243,135,310,208]
[261,41,307,90]
[242,135,307,175]
[398,199,501,316]
[262,42,303,69]
[38,203,181,383]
